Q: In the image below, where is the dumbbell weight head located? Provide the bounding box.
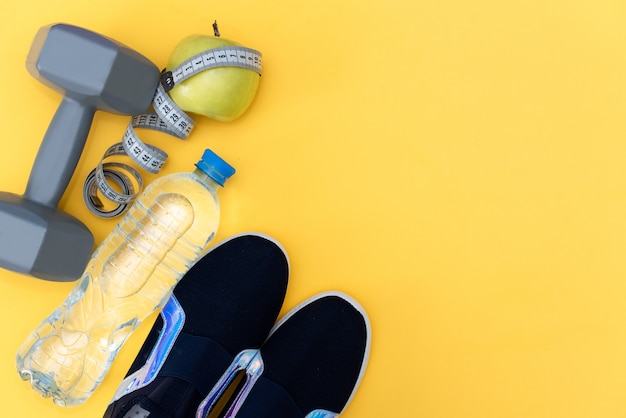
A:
[0,23,161,281]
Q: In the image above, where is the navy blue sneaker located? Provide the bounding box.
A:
[103,233,290,418]
[196,292,371,418]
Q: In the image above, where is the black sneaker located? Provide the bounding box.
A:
[103,233,290,418]
[196,291,371,418]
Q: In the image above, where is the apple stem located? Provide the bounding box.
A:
[213,20,221,37]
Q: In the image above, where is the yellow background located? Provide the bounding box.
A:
[1,0,626,416]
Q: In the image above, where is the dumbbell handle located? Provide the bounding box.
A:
[25,97,95,209]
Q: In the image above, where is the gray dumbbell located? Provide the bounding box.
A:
[0,23,160,281]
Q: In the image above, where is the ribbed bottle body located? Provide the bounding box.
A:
[16,169,221,407]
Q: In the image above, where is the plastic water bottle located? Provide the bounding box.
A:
[16,149,235,407]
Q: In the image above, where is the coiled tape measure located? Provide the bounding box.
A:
[83,44,262,218]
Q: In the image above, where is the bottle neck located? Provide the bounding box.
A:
[193,167,223,189]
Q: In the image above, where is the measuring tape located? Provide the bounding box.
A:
[83,45,262,218]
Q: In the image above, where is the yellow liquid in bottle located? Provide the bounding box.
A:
[17,170,221,406]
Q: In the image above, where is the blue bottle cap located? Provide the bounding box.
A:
[195,149,235,186]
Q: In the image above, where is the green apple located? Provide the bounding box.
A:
[166,34,261,122]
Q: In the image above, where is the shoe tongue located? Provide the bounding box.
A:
[123,404,151,418]
[116,378,201,418]
[147,377,202,418]
[117,398,172,418]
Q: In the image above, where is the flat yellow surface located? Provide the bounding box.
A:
[2,0,626,416]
